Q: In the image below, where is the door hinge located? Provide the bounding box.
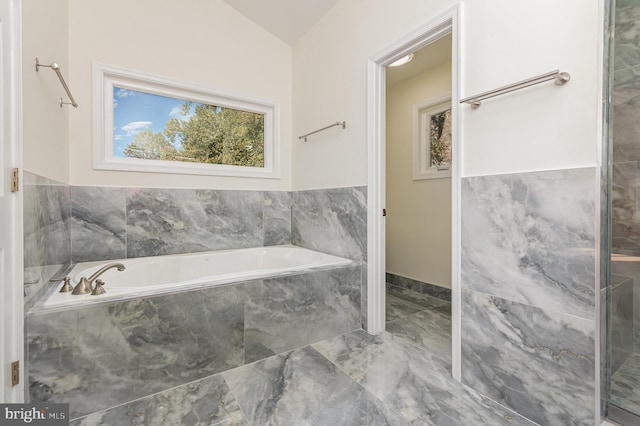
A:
[10,168,19,192]
[11,361,19,386]
[382,208,386,217]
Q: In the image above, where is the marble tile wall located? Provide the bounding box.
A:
[292,186,368,328]
[292,186,367,262]
[27,264,361,419]
[386,272,451,302]
[26,180,367,268]
[70,187,291,261]
[23,172,71,310]
[611,275,634,373]
[461,167,597,425]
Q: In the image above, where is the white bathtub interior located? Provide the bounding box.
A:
[37,245,352,310]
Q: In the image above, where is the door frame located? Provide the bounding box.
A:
[366,5,462,380]
[1,0,24,402]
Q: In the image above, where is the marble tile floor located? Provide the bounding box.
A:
[385,284,452,364]
[70,285,533,425]
[70,329,534,426]
[611,352,640,417]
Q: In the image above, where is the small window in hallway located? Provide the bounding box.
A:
[93,63,280,179]
[413,96,452,180]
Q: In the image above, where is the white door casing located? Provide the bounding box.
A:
[0,0,24,403]
[367,5,461,380]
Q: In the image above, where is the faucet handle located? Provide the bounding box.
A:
[51,277,73,293]
[91,279,106,296]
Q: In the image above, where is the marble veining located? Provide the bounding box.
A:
[71,186,126,262]
[126,188,263,257]
[610,352,640,416]
[612,162,640,256]
[244,266,361,363]
[263,191,291,246]
[461,290,595,426]
[28,285,245,419]
[386,308,451,364]
[461,168,596,319]
[23,172,71,308]
[313,330,535,425]
[292,186,367,261]
[224,346,409,426]
[386,273,451,302]
[611,275,634,373]
[614,0,640,74]
[70,373,247,426]
[612,83,640,163]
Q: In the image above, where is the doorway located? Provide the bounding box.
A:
[384,35,453,364]
[366,7,461,379]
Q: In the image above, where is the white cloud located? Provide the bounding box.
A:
[121,121,152,136]
[116,88,135,98]
[114,134,125,141]
[169,106,182,117]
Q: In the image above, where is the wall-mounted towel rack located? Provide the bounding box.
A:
[299,121,346,142]
[460,69,570,109]
[35,58,79,108]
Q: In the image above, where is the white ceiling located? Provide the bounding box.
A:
[221,0,341,46]
[386,34,452,87]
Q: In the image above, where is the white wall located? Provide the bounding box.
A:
[65,0,292,190]
[461,0,600,177]
[22,0,69,183]
[386,62,452,288]
[292,0,457,190]
[292,0,600,189]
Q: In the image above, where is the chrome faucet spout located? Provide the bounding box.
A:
[87,263,126,284]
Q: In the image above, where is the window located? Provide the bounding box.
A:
[93,63,280,178]
[413,95,452,180]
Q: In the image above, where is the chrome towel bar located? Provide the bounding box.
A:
[299,121,346,142]
[35,58,79,108]
[460,69,570,109]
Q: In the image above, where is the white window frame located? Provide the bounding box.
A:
[412,93,452,180]
[93,62,281,178]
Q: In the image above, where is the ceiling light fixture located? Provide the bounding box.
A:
[388,53,414,67]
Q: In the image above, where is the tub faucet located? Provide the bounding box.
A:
[72,263,125,295]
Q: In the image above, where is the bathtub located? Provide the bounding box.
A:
[39,245,352,309]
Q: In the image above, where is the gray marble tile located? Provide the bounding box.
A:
[71,186,126,262]
[292,186,367,261]
[612,162,640,257]
[614,0,640,73]
[612,275,634,373]
[23,172,71,308]
[386,309,451,364]
[28,285,245,418]
[386,285,448,322]
[313,330,535,425]
[461,168,596,319]
[610,259,640,349]
[244,266,361,363]
[461,290,595,426]
[601,286,609,419]
[224,346,410,426]
[126,188,263,257]
[614,64,640,88]
[386,273,451,302]
[610,352,640,416]
[69,373,247,426]
[263,191,291,246]
[612,83,640,162]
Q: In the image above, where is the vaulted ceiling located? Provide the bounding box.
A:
[221,0,341,46]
